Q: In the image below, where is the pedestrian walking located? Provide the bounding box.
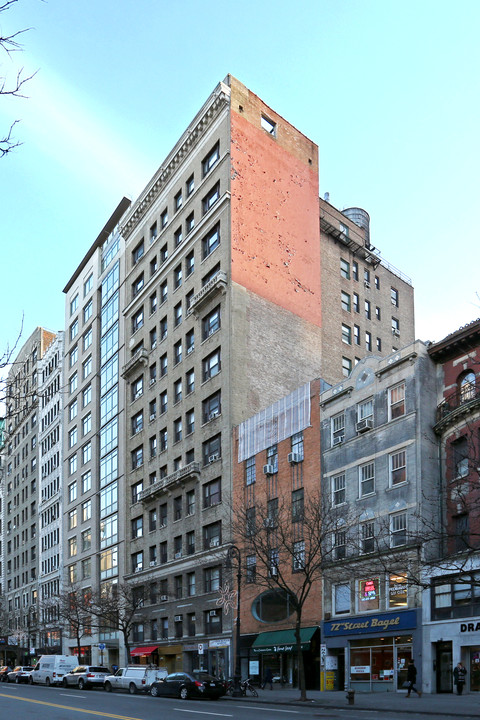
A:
[453,661,467,695]
[405,659,422,697]
[262,667,273,690]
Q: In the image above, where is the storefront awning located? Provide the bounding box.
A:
[130,645,158,657]
[252,626,317,654]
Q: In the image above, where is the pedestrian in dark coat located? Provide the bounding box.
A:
[262,667,273,690]
[454,662,467,695]
[405,659,421,697]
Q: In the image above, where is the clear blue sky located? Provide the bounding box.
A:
[1,0,479,356]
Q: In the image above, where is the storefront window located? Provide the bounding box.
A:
[357,578,380,612]
[388,574,408,608]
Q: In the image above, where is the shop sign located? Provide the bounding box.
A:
[460,621,480,632]
[351,666,370,674]
[208,639,230,648]
[324,609,416,637]
[252,642,311,654]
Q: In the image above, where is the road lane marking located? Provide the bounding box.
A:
[0,692,144,719]
[234,707,300,714]
[173,710,233,717]
[60,693,86,698]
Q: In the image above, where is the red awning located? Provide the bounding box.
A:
[130,645,158,657]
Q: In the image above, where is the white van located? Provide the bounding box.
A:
[104,666,168,694]
[30,655,78,686]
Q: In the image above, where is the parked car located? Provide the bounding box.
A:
[7,666,34,683]
[103,666,167,694]
[62,665,110,690]
[30,655,78,686]
[0,666,13,682]
[150,671,226,700]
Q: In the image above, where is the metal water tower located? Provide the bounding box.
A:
[342,207,370,248]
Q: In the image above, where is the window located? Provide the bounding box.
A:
[342,324,351,345]
[174,190,182,212]
[365,299,371,320]
[161,208,168,228]
[160,428,167,452]
[359,462,375,496]
[68,508,77,530]
[68,536,77,558]
[291,431,304,460]
[186,489,195,516]
[342,357,352,377]
[70,346,78,367]
[459,371,476,403]
[203,348,221,381]
[82,355,92,379]
[150,328,157,350]
[332,474,346,505]
[261,114,276,135]
[357,577,380,612]
[203,478,221,507]
[293,540,305,571]
[203,434,221,465]
[364,268,370,286]
[291,488,304,522]
[203,390,221,422]
[159,390,167,415]
[388,574,408,608]
[266,444,278,472]
[390,449,406,485]
[340,259,350,279]
[174,340,182,365]
[341,291,351,312]
[83,327,92,350]
[353,292,359,313]
[353,324,360,345]
[174,264,182,289]
[392,316,400,334]
[358,398,373,421]
[376,337,382,351]
[361,522,375,553]
[390,512,407,547]
[174,379,182,403]
[186,368,195,394]
[82,470,92,493]
[186,212,194,234]
[84,273,93,296]
[245,456,256,485]
[160,315,167,341]
[352,261,358,281]
[186,250,194,277]
[389,382,405,419]
[70,293,79,316]
[204,565,221,592]
[132,480,143,504]
[160,243,168,264]
[246,555,256,583]
[203,182,220,214]
[202,224,220,259]
[334,531,346,560]
[452,437,469,478]
[83,300,93,323]
[160,353,167,378]
[131,375,143,401]
[391,287,399,306]
[150,435,157,459]
[82,441,91,465]
[69,372,78,394]
[150,292,157,315]
[186,408,194,435]
[202,306,220,339]
[131,446,143,470]
[174,302,182,327]
[334,583,351,615]
[132,411,143,435]
[174,418,182,443]
[375,305,381,321]
[132,551,143,573]
[365,331,372,351]
[68,426,78,448]
[202,142,220,176]
[132,241,144,265]
[132,308,144,333]
[185,328,195,356]
[186,529,195,554]
[160,280,167,304]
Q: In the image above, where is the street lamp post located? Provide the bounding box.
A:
[225,544,242,697]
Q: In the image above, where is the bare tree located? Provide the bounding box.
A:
[89,582,148,665]
[0,0,37,156]
[44,585,92,660]
[233,489,353,701]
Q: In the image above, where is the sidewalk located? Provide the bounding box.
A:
[223,686,480,716]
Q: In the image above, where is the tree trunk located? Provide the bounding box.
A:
[294,614,307,701]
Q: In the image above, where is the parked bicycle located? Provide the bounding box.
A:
[226,677,259,697]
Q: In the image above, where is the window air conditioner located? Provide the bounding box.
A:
[210,537,220,547]
[174,615,182,622]
[269,566,278,577]
[150,414,156,421]
[356,418,373,433]
[263,517,275,528]
[333,436,344,446]
[208,409,219,420]
[288,452,302,464]
[364,281,370,289]
[208,453,219,463]
[209,610,217,617]
[392,328,400,337]
[160,595,168,601]
[263,464,275,475]
[174,551,182,559]
[149,560,156,567]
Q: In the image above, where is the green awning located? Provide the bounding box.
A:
[251,626,317,654]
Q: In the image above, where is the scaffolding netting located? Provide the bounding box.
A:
[238,382,311,462]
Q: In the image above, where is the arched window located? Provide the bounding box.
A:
[458,371,475,403]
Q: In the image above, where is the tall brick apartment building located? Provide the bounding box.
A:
[59,75,415,674]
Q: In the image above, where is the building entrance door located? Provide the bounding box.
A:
[436,641,452,693]
[395,645,412,691]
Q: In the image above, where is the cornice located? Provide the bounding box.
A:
[121,86,231,240]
